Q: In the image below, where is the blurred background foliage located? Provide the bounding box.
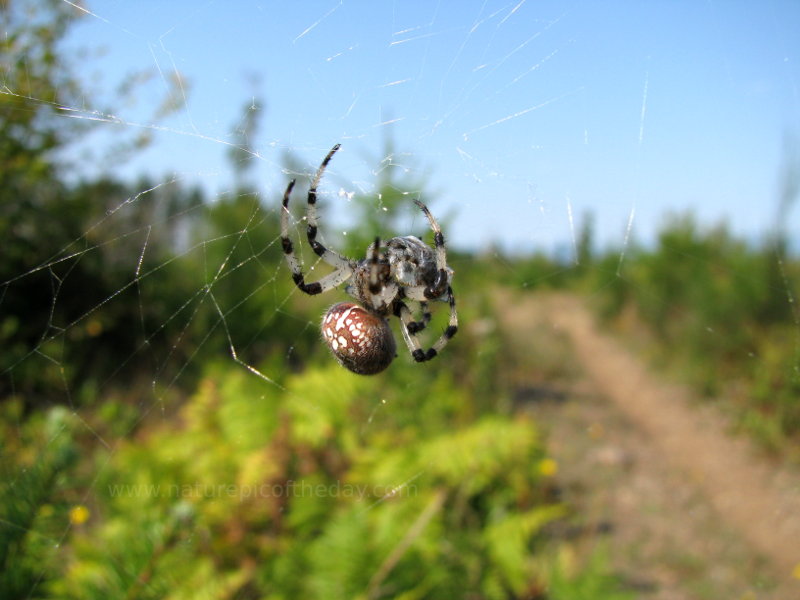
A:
[2,1,798,598]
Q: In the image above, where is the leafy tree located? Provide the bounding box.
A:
[0,0,188,405]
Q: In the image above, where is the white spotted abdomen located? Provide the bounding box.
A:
[321,303,396,375]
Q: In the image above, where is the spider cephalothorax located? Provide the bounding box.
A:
[280,143,457,375]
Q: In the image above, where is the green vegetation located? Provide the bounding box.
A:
[593,216,799,454]
[1,3,634,597]
[43,365,565,599]
[3,1,798,598]
[479,210,800,455]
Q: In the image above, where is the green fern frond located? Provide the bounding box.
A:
[419,417,542,493]
[484,505,567,592]
[284,365,376,448]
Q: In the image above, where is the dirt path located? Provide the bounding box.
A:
[498,291,800,599]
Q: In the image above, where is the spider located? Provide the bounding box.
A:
[280,143,457,375]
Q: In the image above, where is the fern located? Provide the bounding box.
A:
[31,355,622,598]
[0,406,77,599]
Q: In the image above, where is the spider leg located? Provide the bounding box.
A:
[429,286,458,357]
[413,199,450,300]
[363,236,398,313]
[281,179,353,295]
[405,301,431,334]
[368,236,382,295]
[305,144,352,270]
[393,288,457,362]
[394,300,427,359]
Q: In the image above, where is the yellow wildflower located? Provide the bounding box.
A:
[68,505,90,525]
[537,457,558,477]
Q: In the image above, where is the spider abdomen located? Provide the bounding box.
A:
[321,302,396,375]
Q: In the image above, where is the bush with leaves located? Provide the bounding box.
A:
[41,361,562,599]
[595,214,800,450]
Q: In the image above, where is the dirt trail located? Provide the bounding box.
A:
[498,291,800,598]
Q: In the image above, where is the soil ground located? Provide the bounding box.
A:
[497,290,800,599]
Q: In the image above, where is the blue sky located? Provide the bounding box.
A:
[65,0,800,252]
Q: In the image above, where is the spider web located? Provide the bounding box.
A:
[2,0,800,596]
